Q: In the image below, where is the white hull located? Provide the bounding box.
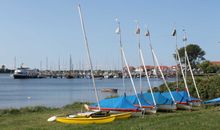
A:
[192,101,201,107]
[144,107,157,114]
[177,104,192,110]
[157,104,177,111]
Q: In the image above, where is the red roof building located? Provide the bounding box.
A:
[210,61,220,66]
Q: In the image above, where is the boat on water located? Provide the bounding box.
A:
[101,88,118,93]
[13,65,39,79]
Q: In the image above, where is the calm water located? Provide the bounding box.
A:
[0,74,175,109]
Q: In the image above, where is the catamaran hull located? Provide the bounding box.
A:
[157,104,177,111]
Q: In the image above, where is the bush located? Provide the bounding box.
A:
[158,75,220,100]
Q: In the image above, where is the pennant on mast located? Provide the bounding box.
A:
[183,36,187,41]
[135,26,140,34]
[145,29,150,36]
[115,27,120,34]
[172,28,176,36]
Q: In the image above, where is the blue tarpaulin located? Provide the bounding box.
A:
[90,95,138,109]
[178,91,200,101]
[143,92,174,105]
[126,93,154,107]
[162,91,189,103]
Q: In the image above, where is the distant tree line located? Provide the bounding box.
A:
[0,65,13,73]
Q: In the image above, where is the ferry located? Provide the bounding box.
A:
[13,65,39,79]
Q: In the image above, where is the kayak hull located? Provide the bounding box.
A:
[56,116,115,124]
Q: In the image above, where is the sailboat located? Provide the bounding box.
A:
[164,28,193,110]
[182,30,201,107]
[144,27,177,111]
[86,19,151,115]
[49,5,118,124]
[130,23,157,113]
[65,55,74,79]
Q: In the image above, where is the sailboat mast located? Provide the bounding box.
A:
[174,30,179,89]
[14,56,17,70]
[116,20,142,108]
[135,23,142,92]
[183,31,200,99]
[78,5,100,110]
[183,31,187,79]
[115,20,126,94]
[58,57,61,76]
[69,54,72,73]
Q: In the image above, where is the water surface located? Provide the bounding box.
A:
[0,74,174,109]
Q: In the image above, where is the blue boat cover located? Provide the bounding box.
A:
[162,91,190,103]
[90,95,138,109]
[126,93,153,107]
[203,97,220,104]
[178,91,200,101]
[142,92,174,105]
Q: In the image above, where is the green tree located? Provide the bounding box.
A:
[199,60,220,73]
[174,44,205,69]
[199,61,210,73]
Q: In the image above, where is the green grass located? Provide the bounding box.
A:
[0,103,220,130]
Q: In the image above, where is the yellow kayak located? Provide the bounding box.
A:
[111,112,132,119]
[56,116,115,124]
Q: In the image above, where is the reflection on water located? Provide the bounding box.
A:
[0,74,175,109]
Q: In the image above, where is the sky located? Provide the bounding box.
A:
[0,0,220,70]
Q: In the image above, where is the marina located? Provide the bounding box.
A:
[0,74,171,109]
[0,0,220,129]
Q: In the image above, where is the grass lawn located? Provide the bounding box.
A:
[0,103,220,130]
